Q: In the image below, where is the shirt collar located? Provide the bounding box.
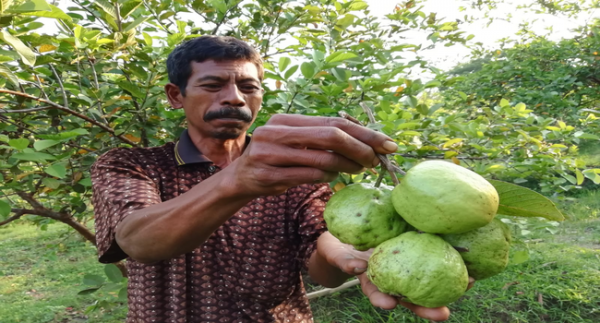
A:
[174,129,251,166]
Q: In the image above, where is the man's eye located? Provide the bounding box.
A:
[202,84,221,89]
[241,86,259,92]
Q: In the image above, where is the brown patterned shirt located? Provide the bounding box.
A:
[91,129,331,323]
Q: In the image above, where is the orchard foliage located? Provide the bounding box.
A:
[0,0,598,239]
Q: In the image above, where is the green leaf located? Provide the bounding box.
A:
[36,129,88,140]
[0,199,10,218]
[78,287,101,295]
[0,30,36,66]
[120,0,142,18]
[123,15,149,32]
[575,169,584,185]
[424,80,441,88]
[416,103,429,115]
[325,51,357,63]
[142,32,152,46]
[33,139,60,151]
[278,56,291,72]
[349,0,368,10]
[500,99,510,107]
[577,133,600,140]
[0,63,19,87]
[45,164,66,179]
[79,178,92,187]
[5,0,50,12]
[489,180,565,221]
[458,91,468,100]
[510,250,529,265]
[8,138,29,150]
[83,274,105,286]
[95,0,117,19]
[582,169,600,185]
[300,62,315,79]
[0,0,14,14]
[443,138,463,148]
[20,4,71,21]
[284,65,298,80]
[104,264,124,283]
[118,286,128,301]
[166,33,185,47]
[207,0,227,13]
[117,81,145,98]
[11,152,55,161]
[42,177,61,189]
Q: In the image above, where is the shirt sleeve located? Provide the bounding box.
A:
[90,148,162,263]
[294,183,333,272]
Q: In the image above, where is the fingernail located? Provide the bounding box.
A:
[383,140,398,152]
[344,254,356,260]
[372,156,380,167]
[354,267,366,274]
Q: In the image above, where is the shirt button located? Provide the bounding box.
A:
[208,165,216,173]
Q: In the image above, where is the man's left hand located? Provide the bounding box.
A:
[316,232,476,322]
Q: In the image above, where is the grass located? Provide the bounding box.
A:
[1,191,599,323]
[0,223,126,323]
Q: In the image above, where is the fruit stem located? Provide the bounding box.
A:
[359,103,405,184]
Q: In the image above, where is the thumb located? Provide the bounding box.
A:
[332,254,369,276]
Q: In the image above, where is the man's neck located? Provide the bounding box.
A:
[187,128,247,169]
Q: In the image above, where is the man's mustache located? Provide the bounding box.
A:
[203,107,253,122]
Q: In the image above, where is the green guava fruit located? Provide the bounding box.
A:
[442,218,512,280]
[324,183,408,251]
[367,231,469,308]
[391,160,499,234]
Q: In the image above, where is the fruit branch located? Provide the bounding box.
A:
[0,88,139,146]
[339,107,403,187]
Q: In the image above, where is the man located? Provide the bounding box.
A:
[91,35,453,322]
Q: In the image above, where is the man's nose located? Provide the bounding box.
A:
[219,84,246,107]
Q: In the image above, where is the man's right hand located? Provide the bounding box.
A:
[229,114,398,197]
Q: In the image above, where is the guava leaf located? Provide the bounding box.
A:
[489,180,565,221]
[104,264,124,283]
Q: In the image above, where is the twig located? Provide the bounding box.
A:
[49,64,68,108]
[339,109,404,187]
[360,103,404,180]
[32,75,49,100]
[307,279,360,300]
[1,106,54,113]
[0,88,138,146]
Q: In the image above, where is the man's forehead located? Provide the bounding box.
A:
[191,59,260,80]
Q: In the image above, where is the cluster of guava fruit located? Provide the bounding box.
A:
[324,160,512,308]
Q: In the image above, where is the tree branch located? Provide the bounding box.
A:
[0,209,31,226]
[0,88,139,146]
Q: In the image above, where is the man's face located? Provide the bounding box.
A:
[168,59,264,140]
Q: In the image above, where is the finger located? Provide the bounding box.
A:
[252,166,338,189]
[467,277,476,291]
[358,274,398,310]
[266,115,398,154]
[265,145,365,174]
[330,254,369,275]
[253,125,380,168]
[398,301,451,322]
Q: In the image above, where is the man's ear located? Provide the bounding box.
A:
[165,83,184,109]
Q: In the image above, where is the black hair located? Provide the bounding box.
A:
[166,35,264,96]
